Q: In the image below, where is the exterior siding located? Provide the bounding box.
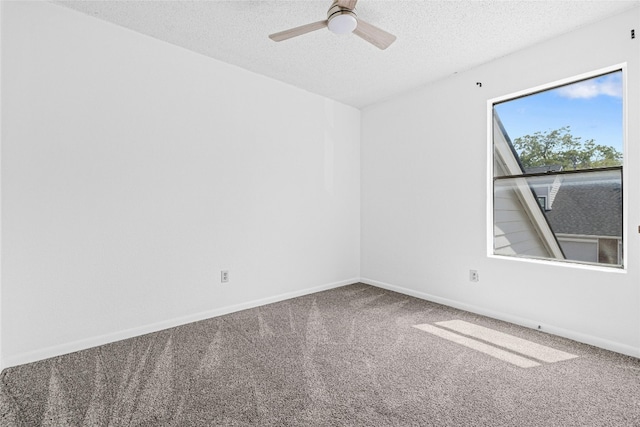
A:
[493,174,552,258]
[492,115,560,259]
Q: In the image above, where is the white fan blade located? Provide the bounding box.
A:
[336,0,358,9]
[353,19,396,50]
[269,20,329,42]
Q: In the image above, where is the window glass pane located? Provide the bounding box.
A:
[493,169,622,266]
[492,70,623,268]
[495,71,623,175]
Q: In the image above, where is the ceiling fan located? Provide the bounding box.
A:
[268,0,396,50]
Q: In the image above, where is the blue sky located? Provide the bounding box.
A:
[494,71,623,153]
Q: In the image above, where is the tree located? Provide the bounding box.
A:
[512,126,622,170]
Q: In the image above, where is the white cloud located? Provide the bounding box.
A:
[555,74,622,99]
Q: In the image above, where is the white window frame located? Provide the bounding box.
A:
[486,63,628,272]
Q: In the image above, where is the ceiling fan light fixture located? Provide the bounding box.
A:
[328,13,357,34]
[268,0,396,50]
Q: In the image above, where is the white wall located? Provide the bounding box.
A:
[361,8,640,357]
[1,1,360,367]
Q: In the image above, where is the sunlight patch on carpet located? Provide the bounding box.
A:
[414,321,577,368]
[436,320,578,363]
[413,324,540,368]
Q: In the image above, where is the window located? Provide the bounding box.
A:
[491,69,624,268]
[536,195,548,211]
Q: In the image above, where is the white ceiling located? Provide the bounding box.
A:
[54,0,638,109]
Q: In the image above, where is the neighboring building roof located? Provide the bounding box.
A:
[544,174,622,237]
[524,165,563,174]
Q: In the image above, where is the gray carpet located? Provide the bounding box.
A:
[1,283,639,426]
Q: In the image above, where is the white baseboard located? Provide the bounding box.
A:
[2,277,358,369]
[6,276,636,369]
[361,277,640,359]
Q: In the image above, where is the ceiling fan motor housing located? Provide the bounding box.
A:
[327,2,358,34]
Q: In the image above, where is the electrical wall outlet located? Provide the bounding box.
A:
[221,270,229,283]
[469,270,479,282]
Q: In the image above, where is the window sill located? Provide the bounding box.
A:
[488,253,627,273]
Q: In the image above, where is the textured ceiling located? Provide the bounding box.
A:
[53,0,638,108]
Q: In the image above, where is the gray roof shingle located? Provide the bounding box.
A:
[544,174,621,237]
